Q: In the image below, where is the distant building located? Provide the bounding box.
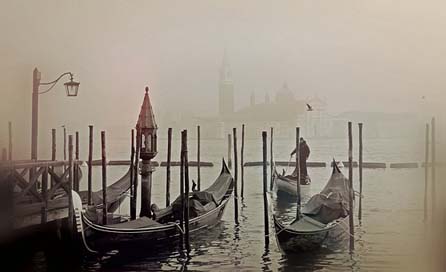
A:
[217,80,306,137]
[218,51,235,116]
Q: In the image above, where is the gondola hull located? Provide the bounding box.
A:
[273,215,349,253]
[274,174,310,199]
[82,197,230,252]
[73,160,234,254]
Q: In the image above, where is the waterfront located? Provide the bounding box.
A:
[62,136,428,271]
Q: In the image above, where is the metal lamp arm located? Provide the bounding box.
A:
[38,72,74,94]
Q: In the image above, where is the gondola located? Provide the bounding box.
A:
[72,160,234,253]
[273,163,351,253]
[78,168,131,213]
[13,168,128,217]
[272,163,311,199]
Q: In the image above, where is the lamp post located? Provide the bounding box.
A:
[137,86,158,218]
[31,68,80,161]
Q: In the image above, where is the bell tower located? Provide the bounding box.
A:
[218,51,234,116]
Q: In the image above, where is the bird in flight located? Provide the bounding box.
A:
[306,103,313,111]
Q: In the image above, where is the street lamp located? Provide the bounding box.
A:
[31,67,80,161]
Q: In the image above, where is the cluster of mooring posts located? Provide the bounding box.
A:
[0,125,85,232]
[248,122,366,252]
[0,79,440,261]
[0,87,215,257]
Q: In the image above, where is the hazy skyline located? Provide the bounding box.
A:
[1,0,444,155]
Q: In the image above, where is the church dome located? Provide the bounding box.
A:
[275,82,295,104]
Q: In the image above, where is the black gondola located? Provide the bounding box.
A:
[273,163,311,199]
[273,163,351,253]
[72,160,233,253]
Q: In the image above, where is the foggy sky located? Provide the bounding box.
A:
[1,0,445,155]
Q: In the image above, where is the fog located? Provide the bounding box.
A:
[0,0,444,157]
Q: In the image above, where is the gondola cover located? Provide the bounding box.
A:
[301,165,350,224]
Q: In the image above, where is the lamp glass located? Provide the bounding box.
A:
[64,81,80,97]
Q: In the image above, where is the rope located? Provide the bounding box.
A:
[275,222,289,236]
[337,219,355,238]
[175,223,185,234]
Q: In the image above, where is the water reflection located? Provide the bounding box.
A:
[47,138,424,271]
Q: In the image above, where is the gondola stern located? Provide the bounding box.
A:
[332,158,341,174]
[221,158,230,175]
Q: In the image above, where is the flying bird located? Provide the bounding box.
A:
[306,103,313,111]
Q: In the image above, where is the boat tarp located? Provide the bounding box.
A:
[154,168,233,222]
[106,217,162,229]
[301,168,350,224]
[79,169,131,207]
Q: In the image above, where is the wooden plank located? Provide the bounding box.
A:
[342,161,359,168]
[12,169,43,202]
[389,162,418,169]
[47,167,71,198]
[15,167,45,201]
[1,160,69,170]
[160,161,212,167]
[14,200,69,229]
[363,162,386,169]
[245,161,326,167]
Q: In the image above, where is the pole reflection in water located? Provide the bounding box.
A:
[27,137,429,271]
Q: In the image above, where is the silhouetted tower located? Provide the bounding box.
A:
[219,51,234,116]
[250,92,256,107]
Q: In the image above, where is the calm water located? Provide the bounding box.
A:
[73,136,427,271]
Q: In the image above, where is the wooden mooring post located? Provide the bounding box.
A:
[270,127,274,191]
[348,122,355,251]
[431,117,436,220]
[227,133,232,169]
[8,121,12,160]
[63,126,67,161]
[51,129,56,161]
[179,130,185,250]
[233,128,239,225]
[241,124,245,198]
[262,131,270,246]
[166,128,172,207]
[295,127,301,220]
[182,130,191,252]
[41,166,48,223]
[74,131,80,192]
[424,123,429,222]
[51,128,56,187]
[358,123,363,221]
[101,131,108,225]
[131,130,140,220]
[68,135,74,233]
[130,129,135,215]
[87,125,93,205]
[197,125,201,191]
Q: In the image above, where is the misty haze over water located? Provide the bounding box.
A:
[0,1,445,271]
